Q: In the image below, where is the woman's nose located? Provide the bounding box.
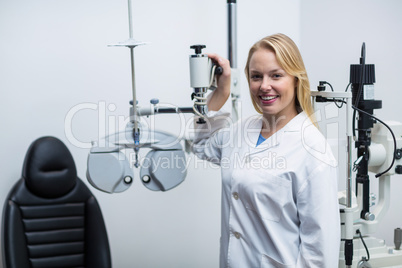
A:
[260,77,272,91]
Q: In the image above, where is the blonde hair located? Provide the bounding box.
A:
[244,33,316,125]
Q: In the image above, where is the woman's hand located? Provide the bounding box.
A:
[207,53,231,112]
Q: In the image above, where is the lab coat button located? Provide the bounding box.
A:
[233,192,239,200]
[234,232,241,239]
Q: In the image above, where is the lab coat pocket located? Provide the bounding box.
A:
[261,254,295,268]
[237,171,291,222]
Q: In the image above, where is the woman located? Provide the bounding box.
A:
[192,33,340,267]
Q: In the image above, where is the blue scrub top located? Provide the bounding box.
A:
[256,133,266,147]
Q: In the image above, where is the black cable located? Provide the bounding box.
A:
[326,99,346,104]
[352,106,397,178]
[321,81,343,108]
[339,83,350,111]
[324,98,397,178]
[315,77,396,178]
[345,82,351,92]
[325,81,334,92]
[356,229,370,261]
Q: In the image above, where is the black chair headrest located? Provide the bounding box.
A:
[22,136,77,198]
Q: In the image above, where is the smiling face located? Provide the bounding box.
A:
[248,48,298,121]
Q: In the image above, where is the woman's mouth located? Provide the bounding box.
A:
[260,95,279,103]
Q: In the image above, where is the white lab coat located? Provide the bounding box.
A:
[192,110,340,268]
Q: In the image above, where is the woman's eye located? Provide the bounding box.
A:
[251,74,262,80]
[272,73,282,79]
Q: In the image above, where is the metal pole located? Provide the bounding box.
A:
[128,0,134,39]
[347,96,353,208]
[227,0,241,122]
[127,0,138,136]
[130,47,138,130]
[127,0,140,167]
[227,0,237,68]
[345,95,354,268]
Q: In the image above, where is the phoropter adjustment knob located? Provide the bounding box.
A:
[190,45,206,54]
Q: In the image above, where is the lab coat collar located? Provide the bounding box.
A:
[246,111,311,155]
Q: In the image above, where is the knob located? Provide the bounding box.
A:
[123,176,133,184]
[150,98,159,105]
[190,44,206,54]
[215,66,223,75]
[142,175,151,183]
[364,212,375,221]
[395,228,402,250]
[396,149,402,160]
[395,165,402,174]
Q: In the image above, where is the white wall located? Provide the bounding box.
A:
[0,1,300,267]
[301,0,402,250]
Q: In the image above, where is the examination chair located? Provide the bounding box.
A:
[1,136,111,268]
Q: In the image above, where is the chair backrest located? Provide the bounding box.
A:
[1,136,112,268]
